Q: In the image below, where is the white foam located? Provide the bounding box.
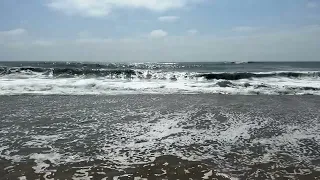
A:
[0,147,25,162]
[0,146,8,153]
[1,98,319,179]
[252,122,320,163]
[202,170,213,179]
[72,168,93,180]
[18,176,27,180]
[216,173,239,180]
[30,153,62,174]
[1,71,320,95]
[98,109,268,167]
[24,135,61,148]
[133,177,148,180]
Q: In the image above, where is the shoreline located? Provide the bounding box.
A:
[1,94,319,179]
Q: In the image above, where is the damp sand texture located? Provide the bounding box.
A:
[0,95,320,179]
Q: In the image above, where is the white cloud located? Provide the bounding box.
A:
[5,40,55,48]
[0,28,27,36]
[3,25,320,62]
[149,29,168,38]
[48,0,110,17]
[306,1,318,8]
[187,29,198,35]
[232,26,260,33]
[0,28,27,45]
[47,0,203,17]
[158,16,180,23]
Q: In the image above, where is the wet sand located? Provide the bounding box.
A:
[0,95,320,179]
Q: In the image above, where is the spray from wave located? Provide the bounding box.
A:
[1,62,320,95]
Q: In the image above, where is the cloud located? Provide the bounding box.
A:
[158,16,180,23]
[149,29,168,38]
[4,40,55,48]
[0,28,27,45]
[3,25,320,62]
[48,0,110,17]
[306,1,318,8]
[232,26,260,33]
[0,28,27,36]
[47,0,203,17]
[187,29,198,35]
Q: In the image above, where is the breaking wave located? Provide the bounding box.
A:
[1,66,320,79]
[1,64,320,95]
[197,72,320,80]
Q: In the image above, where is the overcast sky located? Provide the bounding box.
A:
[0,0,320,62]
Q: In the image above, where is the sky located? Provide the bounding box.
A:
[0,0,320,62]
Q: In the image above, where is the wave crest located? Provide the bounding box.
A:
[197,72,320,80]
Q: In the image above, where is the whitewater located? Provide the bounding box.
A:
[1,61,320,95]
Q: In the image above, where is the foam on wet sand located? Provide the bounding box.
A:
[0,95,319,179]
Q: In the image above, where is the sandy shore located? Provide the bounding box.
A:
[1,95,320,179]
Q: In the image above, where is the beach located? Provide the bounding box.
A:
[2,0,320,179]
[1,95,319,179]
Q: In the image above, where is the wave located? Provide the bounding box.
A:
[0,67,136,77]
[1,66,320,95]
[0,62,190,71]
[0,76,320,95]
[224,61,254,64]
[53,68,136,77]
[1,66,320,80]
[197,72,320,80]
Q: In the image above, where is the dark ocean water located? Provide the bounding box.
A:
[1,61,320,95]
[1,95,320,180]
[1,61,320,72]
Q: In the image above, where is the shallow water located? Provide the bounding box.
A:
[0,95,320,179]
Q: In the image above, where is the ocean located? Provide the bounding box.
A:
[1,61,320,95]
[0,62,320,180]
